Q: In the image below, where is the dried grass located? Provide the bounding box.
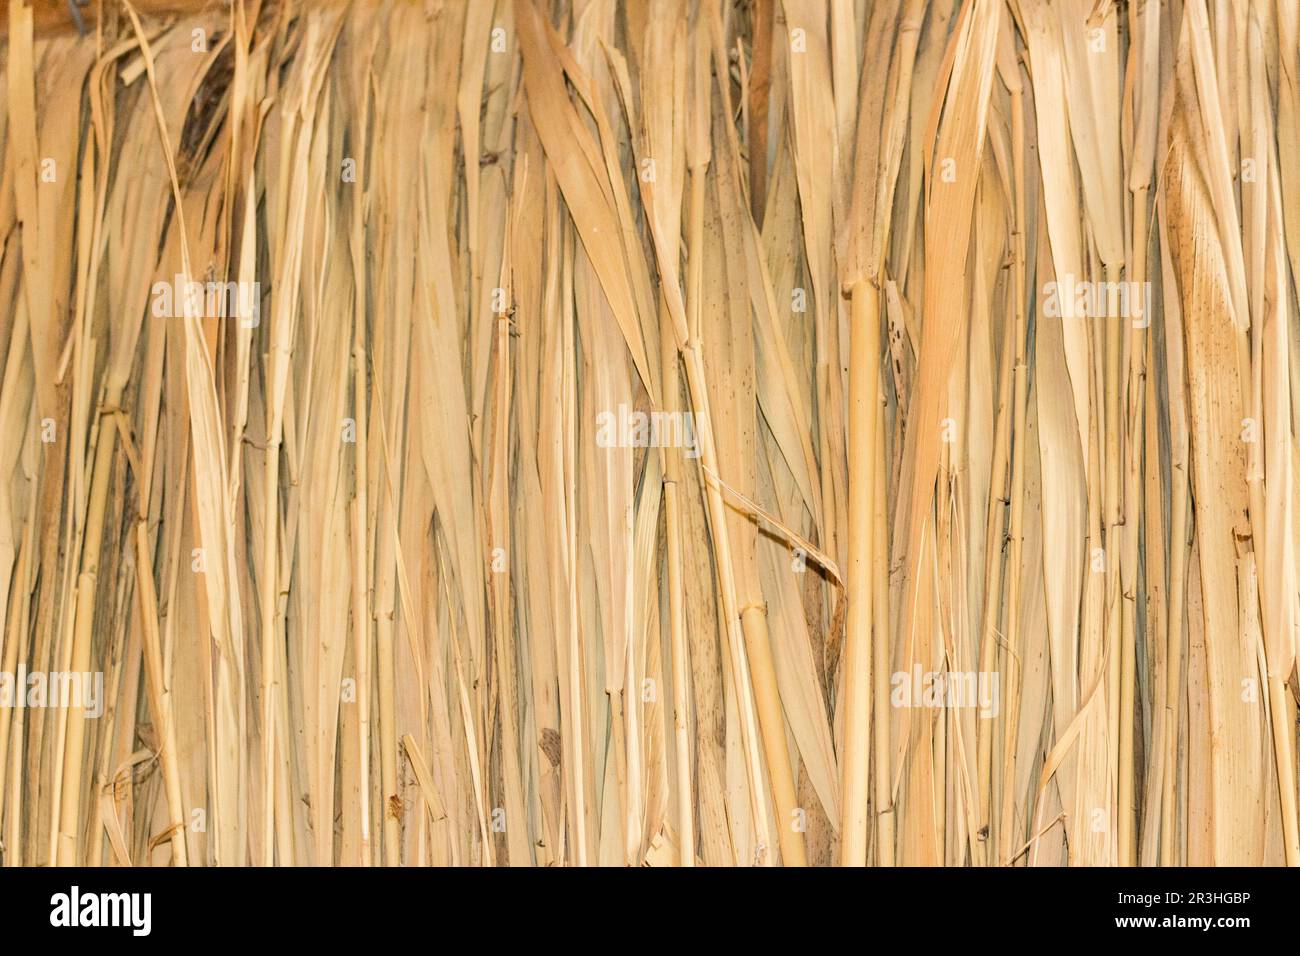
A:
[0,0,1296,866]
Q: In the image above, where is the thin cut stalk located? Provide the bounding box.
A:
[660,302,695,866]
[840,278,879,865]
[871,395,893,866]
[134,522,189,866]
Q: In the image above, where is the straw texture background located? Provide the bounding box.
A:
[0,0,1297,866]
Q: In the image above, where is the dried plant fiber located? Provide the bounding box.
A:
[0,0,1296,867]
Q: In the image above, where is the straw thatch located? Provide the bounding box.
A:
[0,0,1296,866]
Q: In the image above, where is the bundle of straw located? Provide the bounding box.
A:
[0,0,1295,867]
